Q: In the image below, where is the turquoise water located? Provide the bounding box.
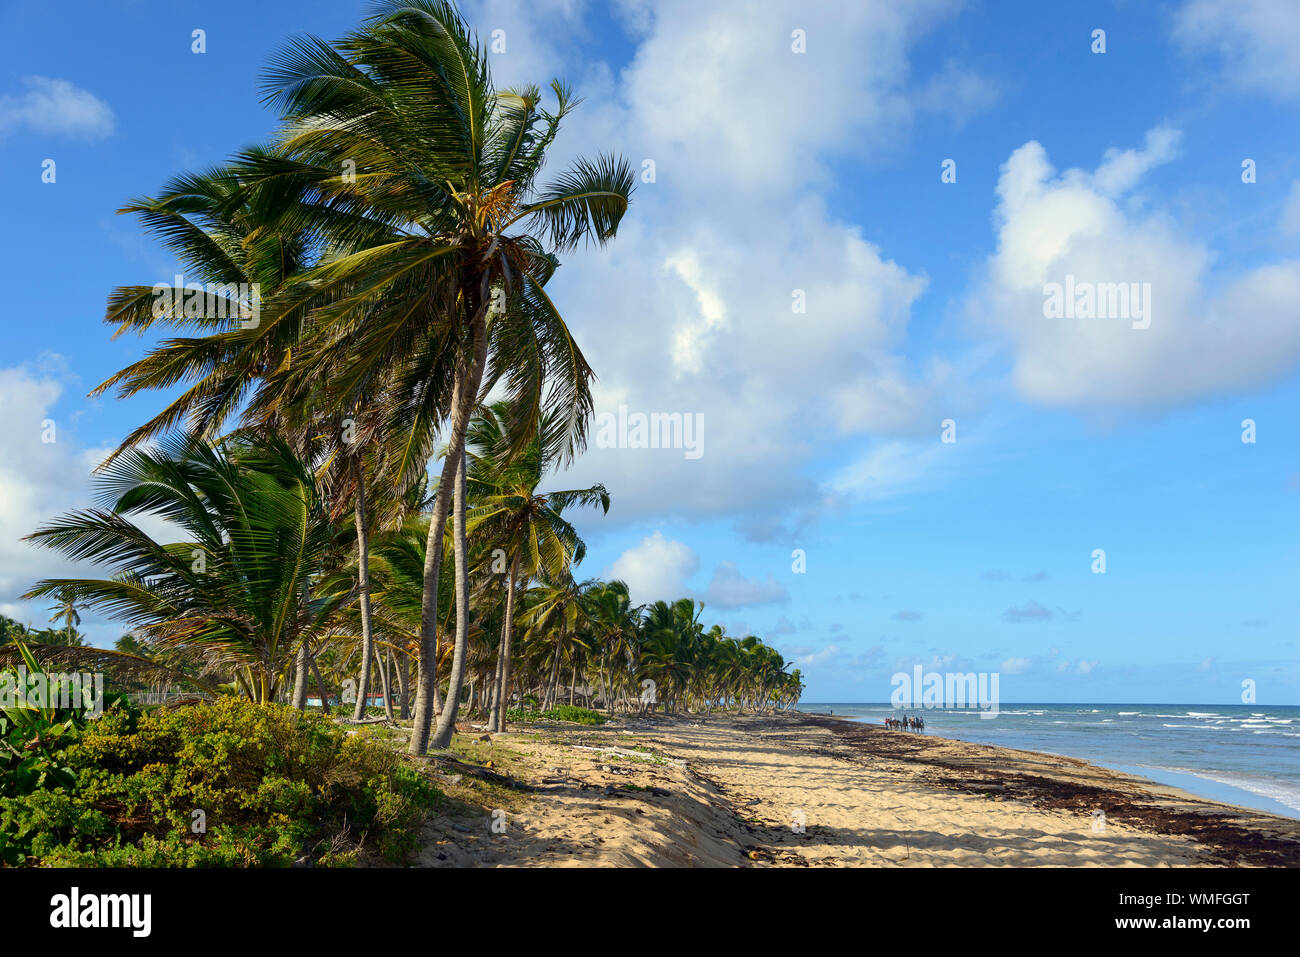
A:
[799,702,1300,819]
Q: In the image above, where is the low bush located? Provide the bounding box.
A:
[505,704,607,726]
[0,697,437,867]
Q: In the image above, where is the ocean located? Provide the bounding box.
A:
[798,702,1300,819]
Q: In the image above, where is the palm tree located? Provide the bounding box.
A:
[22,434,344,703]
[639,599,705,712]
[88,153,324,455]
[462,402,609,732]
[582,580,641,715]
[47,594,81,646]
[249,0,633,752]
[517,574,592,710]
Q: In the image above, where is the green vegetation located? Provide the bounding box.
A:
[506,704,607,725]
[0,2,805,870]
[0,695,436,867]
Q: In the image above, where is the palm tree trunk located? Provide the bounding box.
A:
[309,652,331,715]
[410,315,487,755]
[489,554,519,732]
[291,641,310,709]
[396,649,410,719]
[489,636,505,724]
[430,451,472,749]
[352,460,378,720]
[376,645,394,720]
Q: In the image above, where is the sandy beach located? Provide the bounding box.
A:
[415,711,1300,867]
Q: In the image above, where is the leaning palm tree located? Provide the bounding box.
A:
[22,434,344,703]
[463,402,609,731]
[88,151,327,456]
[249,0,634,752]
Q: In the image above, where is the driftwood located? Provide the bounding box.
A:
[429,754,536,791]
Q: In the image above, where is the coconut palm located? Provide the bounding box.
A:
[88,152,329,456]
[248,0,633,751]
[462,402,608,731]
[581,580,641,714]
[517,574,592,711]
[47,594,82,646]
[639,599,705,712]
[22,434,344,703]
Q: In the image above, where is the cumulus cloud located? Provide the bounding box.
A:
[0,77,114,140]
[975,128,1300,409]
[0,362,115,629]
[1001,656,1032,674]
[604,531,699,606]
[471,0,990,534]
[604,535,789,610]
[787,643,844,669]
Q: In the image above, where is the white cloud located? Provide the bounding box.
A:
[975,128,1300,408]
[0,77,114,140]
[479,0,987,533]
[789,643,843,669]
[1003,600,1053,623]
[1173,0,1300,99]
[604,531,699,605]
[699,561,788,609]
[603,534,792,610]
[0,362,108,631]
[1001,656,1032,674]
[913,59,1001,128]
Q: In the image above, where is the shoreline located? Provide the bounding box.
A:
[411,710,1300,867]
[802,705,1300,822]
[798,713,1300,866]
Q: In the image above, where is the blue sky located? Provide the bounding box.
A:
[1,0,1298,704]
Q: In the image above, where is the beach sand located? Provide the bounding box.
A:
[412,711,1300,867]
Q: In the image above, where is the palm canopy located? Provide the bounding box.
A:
[241,0,635,485]
[89,153,327,458]
[463,401,609,580]
[22,434,344,703]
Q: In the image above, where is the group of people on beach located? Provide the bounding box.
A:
[885,714,924,731]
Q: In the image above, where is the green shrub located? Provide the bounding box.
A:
[0,697,438,867]
[1,639,117,799]
[506,704,607,726]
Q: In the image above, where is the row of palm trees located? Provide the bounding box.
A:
[20,414,803,722]
[13,0,801,748]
